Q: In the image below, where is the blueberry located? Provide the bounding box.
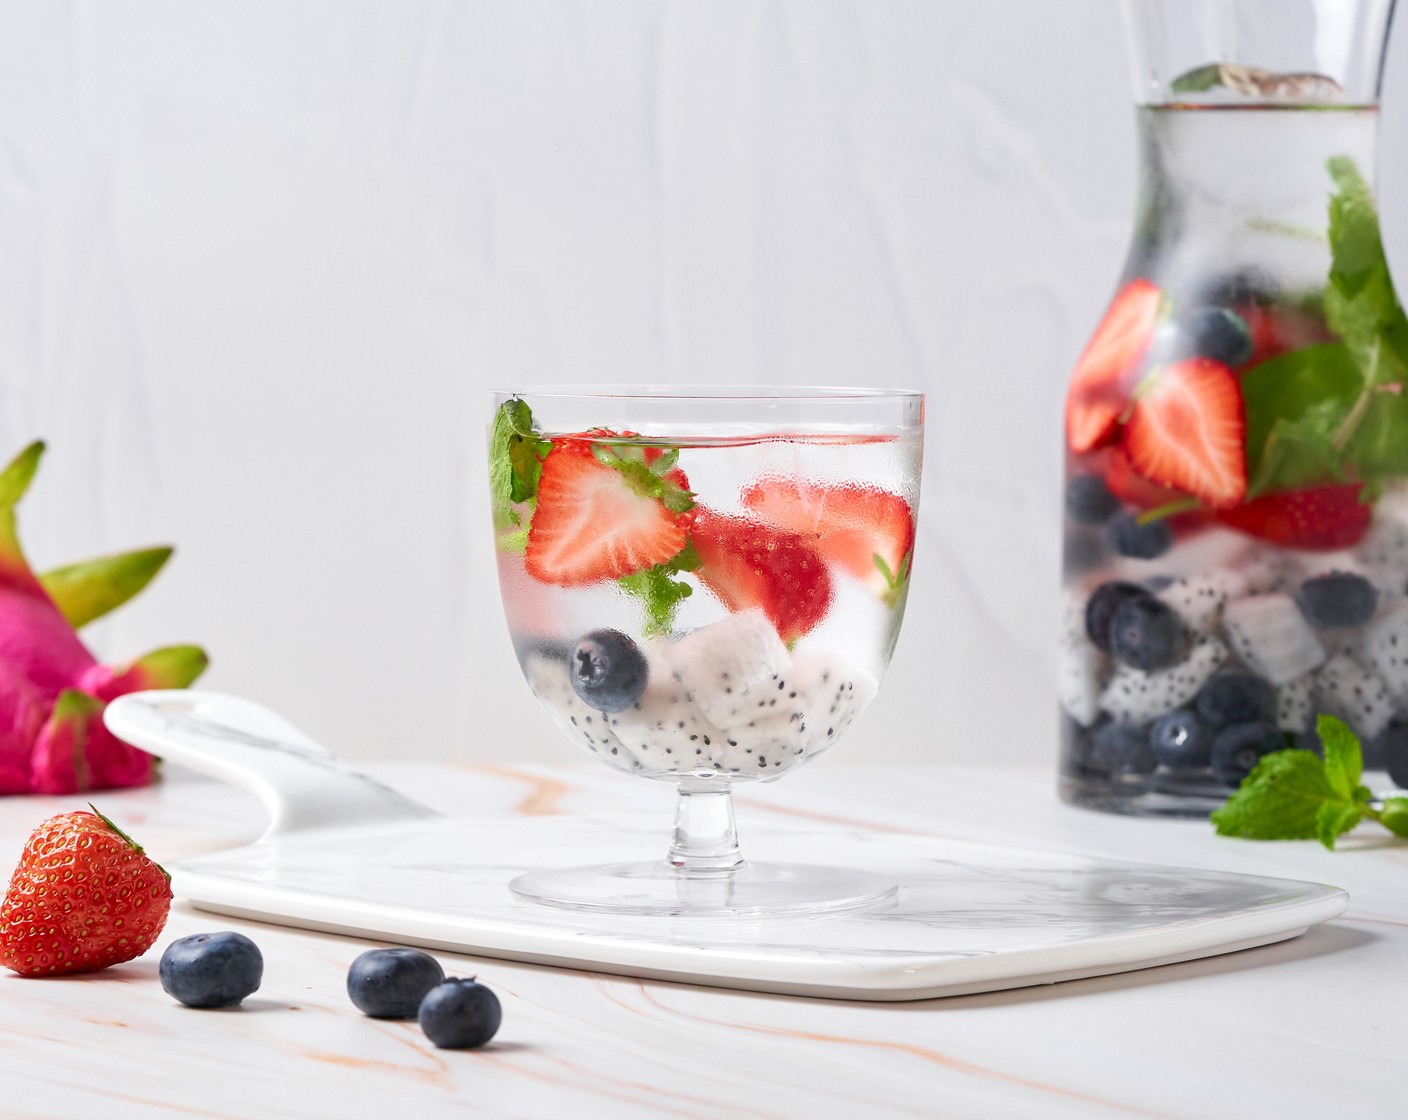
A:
[1295,572,1379,629]
[1195,668,1277,727]
[1149,709,1213,770]
[1091,719,1157,776]
[159,932,263,1009]
[1106,512,1173,560]
[347,947,446,1019]
[1373,720,1408,787]
[418,977,503,1050]
[1211,722,1287,787]
[1182,307,1254,367]
[1065,475,1120,525]
[1108,595,1185,671]
[569,629,648,712]
[1084,582,1152,653]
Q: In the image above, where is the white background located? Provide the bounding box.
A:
[1,1,1405,767]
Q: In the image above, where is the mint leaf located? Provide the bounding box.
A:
[489,398,550,537]
[1170,63,1225,94]
[1380,798,1408,838]
[617,542,700,637]
[1211,749,1336,840]
[1241,344,1359,496]
[1315,802,1363,850]
[1316,713,1363,799]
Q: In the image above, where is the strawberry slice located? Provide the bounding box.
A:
[1124,356,1247,509]
[525,435,695,586]
[1218,484,1372,550]
[1066,278,1163,453]
[691,509,833,643]
[739,478,914,595]
[1103,446,1186,510]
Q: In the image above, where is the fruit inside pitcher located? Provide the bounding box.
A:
[1059,98,1408,812]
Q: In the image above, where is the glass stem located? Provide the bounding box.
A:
[667,777,743,874]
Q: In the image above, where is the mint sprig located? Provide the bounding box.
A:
[618,541,699,637]
[1241,157,1408,499]
[489,398,551,545]
[1211,714,1408,849]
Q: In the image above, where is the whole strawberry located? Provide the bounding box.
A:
[0,808,172,975]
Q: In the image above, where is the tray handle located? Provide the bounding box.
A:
[104,690,440,840]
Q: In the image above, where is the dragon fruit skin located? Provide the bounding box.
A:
[0,442,207,794]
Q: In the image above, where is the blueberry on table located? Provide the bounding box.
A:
[1084,581,1153,652]
[1150,709,1213,770]
[1091,719,1157,776]
[1107,512,1173,560]
[1295,572,1379,629]
[347,947,446,1019]
[418,977,503,1050]
[1065,475,1121,525]
[1108,595,1186,671]
[1211,722,1287,787]
[569,629,649,712]
[1195,668,1277,727]
[160,932,263,1009]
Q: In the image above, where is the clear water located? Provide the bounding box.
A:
[499,427,923,785]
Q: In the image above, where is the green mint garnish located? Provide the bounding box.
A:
[488,398,551,544]
[617,541,700,637]
[1241,158,1408,499]
[1211,714,1408,849]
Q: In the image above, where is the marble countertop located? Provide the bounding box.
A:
[0,761,1400,1120]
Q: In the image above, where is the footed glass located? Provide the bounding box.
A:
[1061,0,1408,815]
[489,387,923,915]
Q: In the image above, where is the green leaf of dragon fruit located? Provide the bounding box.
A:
[40,546,174,629]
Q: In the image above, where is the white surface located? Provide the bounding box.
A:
[4,2,1407,769]
[0,761,1400,1119]
[102,688,1348,1001]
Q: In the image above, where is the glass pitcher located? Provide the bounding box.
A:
[1059,0,1407,815]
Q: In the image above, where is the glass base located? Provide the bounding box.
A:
[509,860,899,918]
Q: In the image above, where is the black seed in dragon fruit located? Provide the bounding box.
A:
[522,652,644,774]
[664,609,791,729]
[1314,652,1395,740]
[1098,635,1227,725]
[605,675,727,775]
[708,651,878,776]
[1222,593,1327,685]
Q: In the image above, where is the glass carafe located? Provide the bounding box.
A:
[1060,0,1407,815]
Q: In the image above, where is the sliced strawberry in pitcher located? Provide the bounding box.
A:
[1124,356,1247,509]
[525,435,696,586]
[691,509,833,644]
[1065,278,1163,454]
[740,478,914,595]
[1219,484,1372,550]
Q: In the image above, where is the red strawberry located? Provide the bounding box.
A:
[1219,484,1372,551]
[0,807,172,976]
[525,435,696,586]
[739,478,914,595]
[691,509,833,643]
[1066,278,1163,453]
[1123,357,1247,509]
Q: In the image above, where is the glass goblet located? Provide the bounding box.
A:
[490,386,923,916]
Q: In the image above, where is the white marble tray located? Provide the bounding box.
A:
[105,691,1349,1001]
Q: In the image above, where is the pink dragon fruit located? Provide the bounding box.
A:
[0,441,207,794]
